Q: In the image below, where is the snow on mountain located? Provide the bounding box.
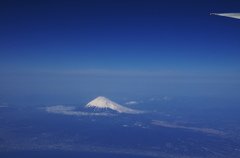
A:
[86,96,142,114]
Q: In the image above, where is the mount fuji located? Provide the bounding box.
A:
[86,96,142,114]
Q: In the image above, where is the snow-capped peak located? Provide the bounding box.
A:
[86,96,142,114]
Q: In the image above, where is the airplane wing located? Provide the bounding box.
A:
[210,13,240,19]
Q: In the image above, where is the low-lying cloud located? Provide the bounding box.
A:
[45,105,113,116]
[152,120,225,135]
[0,105,9,108]
[125,101,138,105]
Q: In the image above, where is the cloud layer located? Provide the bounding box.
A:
[152,120,225,135]
[45,105,113,116]
[125,101,138,105]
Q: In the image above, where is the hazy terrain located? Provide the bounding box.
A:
[1,96,240,158]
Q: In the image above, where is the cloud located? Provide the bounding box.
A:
[49,69,240,82]
[45,105,113,116]
[0,105,9,108]
[51,69,182,77]
[0,104,9,108]
[125,101,138,105]
[152,120,225,135]
[163,97,172,101]
[149,98,156,101]
[150,97,172,101]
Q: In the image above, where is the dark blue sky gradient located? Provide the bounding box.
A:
[1,0,240,104]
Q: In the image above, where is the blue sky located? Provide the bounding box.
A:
[1,0,240,104]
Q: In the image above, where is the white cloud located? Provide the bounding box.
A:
[150,97,173,101]
[0,105,9,108]
[149,98,155,101]
[125,101,138,105]
[45,105,113,116]
[163,97,172,101]
[0,103,9,108]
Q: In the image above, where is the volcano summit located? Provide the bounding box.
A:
[86,96,142,114]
